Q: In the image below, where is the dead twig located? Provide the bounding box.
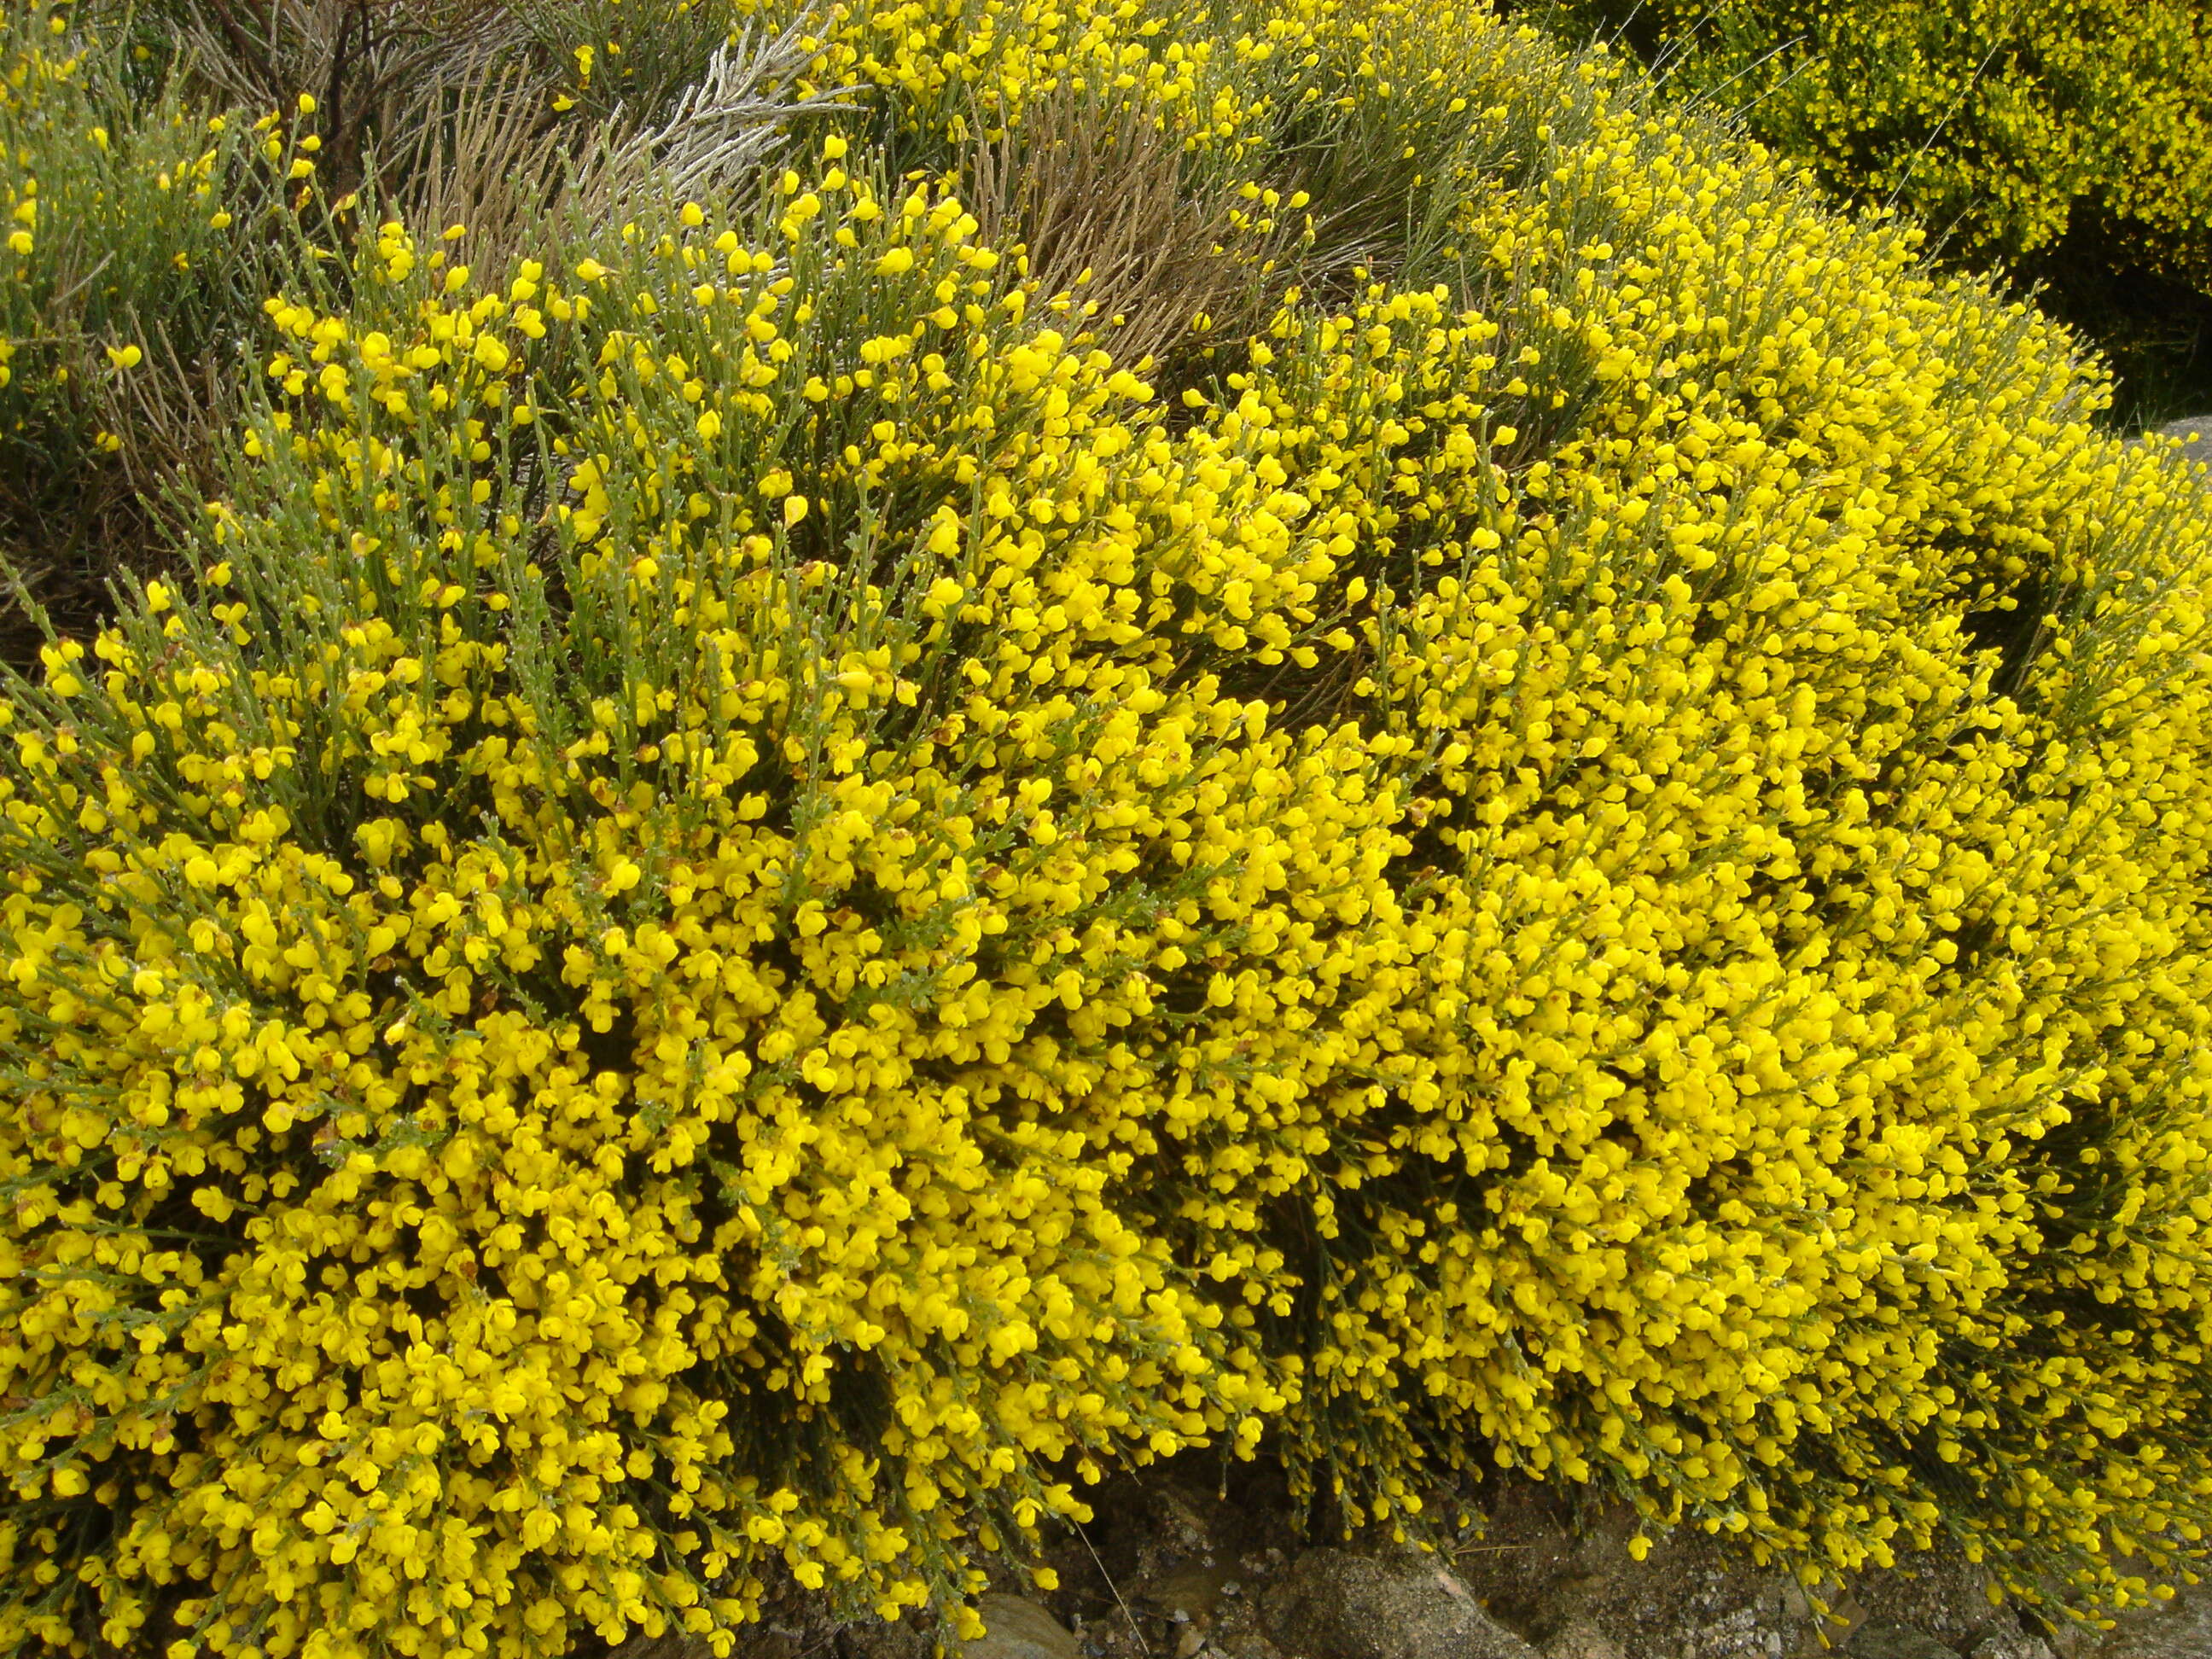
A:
[1074,1517,1154,1658]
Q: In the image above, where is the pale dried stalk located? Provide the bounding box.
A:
[966,88,1296,370]
[564,16,859,225]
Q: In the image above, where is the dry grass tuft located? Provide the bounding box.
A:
[383,12,849,276]
[379,57,569,268]
[92,329,253,536]
[155,0,527,196]
[966,88,1301,374]
[565,16,857,225]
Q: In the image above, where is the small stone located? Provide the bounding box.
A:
[1144,1564,1236,1625]
[1540,1618,1626,1659]
[1177,1627,1209,1659]
[963,1595,1085,1659]
[1845,1625,1958,1659]
[1966,1635,2054,1659]
[611,1639,726,1659]
[1260,1549,1541,1659]
[1781,1588,1866,1650]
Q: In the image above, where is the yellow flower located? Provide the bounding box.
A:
[6,5,2212,1652]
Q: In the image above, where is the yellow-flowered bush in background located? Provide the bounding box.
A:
[1523,0,2212,420]
[5,1,2212,1657]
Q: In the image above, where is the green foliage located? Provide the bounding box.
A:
[1523,0,2212,422]
[5,3,2212,1658]
[0,5,311,637]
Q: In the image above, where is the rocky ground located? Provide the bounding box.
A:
[630,1461,2210,1659]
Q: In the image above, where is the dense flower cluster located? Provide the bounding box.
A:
[4,1,2212,1657]
[1528,0,2212,364]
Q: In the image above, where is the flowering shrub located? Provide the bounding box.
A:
[0,0,834,651]
[0,9,256,416]
[5,2,2212,1657]
[1532,0,2212,275]
[1525,0,2212,411]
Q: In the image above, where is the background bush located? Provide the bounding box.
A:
[4,1,2212,1656]
[1522,0,2212,426]
[0,5,317,656]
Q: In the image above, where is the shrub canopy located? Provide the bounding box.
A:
[1527,0,2212,415]
[3,2,2212,1657]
